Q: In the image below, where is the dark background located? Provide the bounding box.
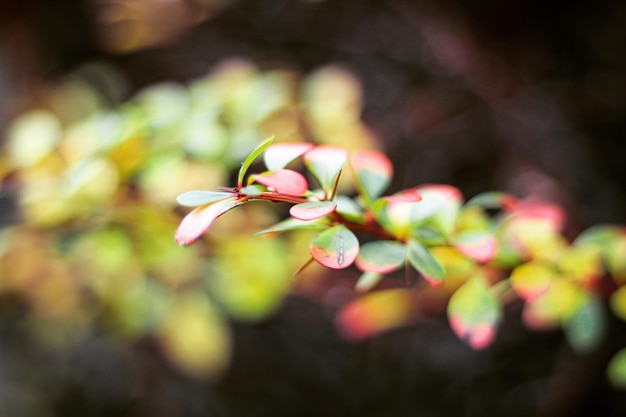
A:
[1,0,626,415]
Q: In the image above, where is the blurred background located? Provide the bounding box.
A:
[1,0,626,416]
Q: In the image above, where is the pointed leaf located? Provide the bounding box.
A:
[448,276,502,349]
[351,150,393,204]
[335,289,412,339]
[452,231,497,263]
[176,190,234,207]
[175,197,242,246]
[309,225,359,269]
[304,146,348,193]
[255,217,328,236]
[407,239,445,286]
[290,201,337,221]
[252,169,308,195]
[355,271,384,293]
[264,142,315,171]
[356,240,406,274]
[237,136,274,188]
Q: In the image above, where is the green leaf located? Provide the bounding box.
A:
[510,261,555,301]
[304,146,348,194]
[356,240,406,274]
[263,142,314,170]
[334,195,364,222]
[448,275,502,349]
[176,190,234,207]
[563,295,605,354]
[237,136,274,188]
[252,169,308,195]
[407,239,445,286]
[608,348,626,389]
[289,201,337,221]
[355,271,384,293]
[309,225,359,269]
[255,217,328,236]
[465,191,518,210]
[351,150,393,204]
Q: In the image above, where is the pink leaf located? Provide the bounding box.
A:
[289,201,337,221]
[264,142,315,171]
[452,232,498,263]
[175,197,242,246]
[252,169,309,195]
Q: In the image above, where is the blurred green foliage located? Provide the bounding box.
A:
[0,58,378,376]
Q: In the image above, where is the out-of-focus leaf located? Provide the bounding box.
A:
[407,239,445,286]
[252,169,308,195]
[158,294,231,377]
[175,197,242,246]
[452,231,497,263]
[289,201,336,220]
[557,245,603,286]
[429,246,477,288]
[608,348,626,389]
[522,277,586,330]
[351,150,393,204]
[415,185,463,236]
[309,225,359,269]
[356,240,406,274]
[610,286,626,322]
[237,136,274,188]
[375,190,423,238]
[448,275,502,349]
[355,271,384,293]
[263,142,314,170]
[510,261,556,301]
[335,289,412,339]
[303,146,348,193]
[606,234,626,283]
[176,190,234,207]
[255,217,328,236]
[6,109,63,167]
[563,295,605,354]
[208,236,292,320]
[465,191,518,210]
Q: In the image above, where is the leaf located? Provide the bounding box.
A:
[335,289,412,339]
[607,348,626,389]
[356,240,406,273]
[309,225,359,269]
[465,191,518,210]
[303,146,348,193]
[407,239,445,286]
[355,271,384,293]
[510,261,555,301]
[563,295,605,354]
[237,136,274,188]
[522,277,586,330]
[263,142,315,171]
[289,201,337,221]
[452,231,498,263]
[252,169,308,195]
[351,150,393,204]
[175,197,242,246]
[334,195,364,222]
[255,217,328,236]
[158,295,230,377]
[610,285,626,322]
[448,275,502,349]
[414,185,463,235]
[176,190,234,207]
